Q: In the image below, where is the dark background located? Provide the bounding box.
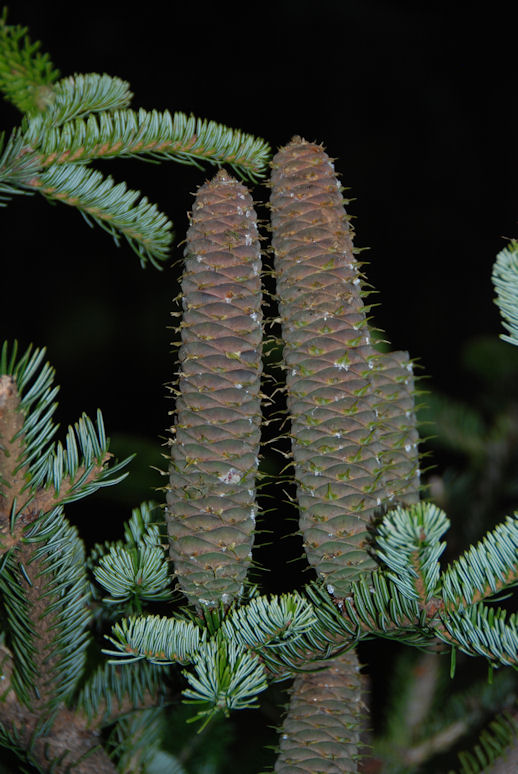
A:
[1,0,517,537]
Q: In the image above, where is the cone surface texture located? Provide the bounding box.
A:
[167,169,262,608]
[371,350,420,504]
[274,649,365,773]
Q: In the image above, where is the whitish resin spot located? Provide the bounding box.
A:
[327,584,335,594]
[218,468,241,485]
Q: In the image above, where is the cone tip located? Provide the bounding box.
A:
[214,168,236,183]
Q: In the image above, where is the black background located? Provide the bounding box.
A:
[1,0,517,538]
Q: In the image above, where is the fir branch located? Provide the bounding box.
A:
[418,391,487,459]
[437,603,518,667]
[182,633,267,727]
[1,342,130,548]
[244,575,433,681]
[0,553,38,705]
[306,576,433,646]
[374,650,443,765]
[0,342,58,517]
[0,8,59,115]
[33,409,130,507]
[0,721,35,773]
[0,704,119,774]
[454,711,518,773]
[25,107,271,180]
[75,658,167,725]
[29,163,173,267]
[222,592,317,652]
[492,240,518,347]
[0,129,39,205]
[375,502,449,604]
[104,615,205,665]
[0,511,91,722]
[93,525,172,605]
[18,511,92,715]
[36,73,133,127]
[441,513,518,611]
[123,500,164,547]
[370,651,518,770]
[91,501,171,611]
[105,706,165,773]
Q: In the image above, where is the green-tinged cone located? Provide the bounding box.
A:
[270,138,386,593]
[167,169,262,609]
[371,350,420,504]
[274,648,365,773]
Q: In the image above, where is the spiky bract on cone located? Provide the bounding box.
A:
[371,350,420,504]
[270,138,386,594]
[167,169,262,609]
[274,648,365,773]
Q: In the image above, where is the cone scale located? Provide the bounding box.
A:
[167,169,262,609]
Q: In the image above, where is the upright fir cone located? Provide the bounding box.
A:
[270,138,386,593]
[167,169,262,609]
[274,648,366,773]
